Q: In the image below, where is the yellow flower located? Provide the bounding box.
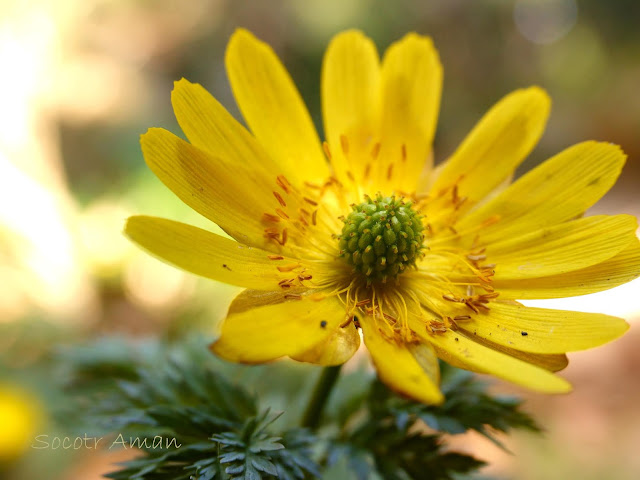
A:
[0,383,43,464]
[126,29,639,404]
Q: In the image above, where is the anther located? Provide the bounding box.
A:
[322,141,332,160]
[273,191,287,207]
[340,134,349,155]
[277,264,300,272]
[262,213,280,223]
[276,175,291,193]
[276,208,289,220]
[371,142,381,159]
[267,255,284,260]
[442,294,462,302]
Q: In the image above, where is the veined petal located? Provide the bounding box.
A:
[140,128,310,258]
[141,128,264,245]
[171,78,288,179]
[458,141,627,243]
[227,288,303,315]
[125,216,308,290]
[211,295,347,364]
[497,239,640,299]
[430,87,550,203]
[361,315,444,404]
[432,338,569,373]
[291,323,360,366]
[412,319,572,393]
[321,30,380,186]
[376,33,442,192]
[226,288,358,365]
[456,302,629,354]
[487,215,637,279]
[226,29,329,184]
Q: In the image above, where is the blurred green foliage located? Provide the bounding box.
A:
[46,336,538,480]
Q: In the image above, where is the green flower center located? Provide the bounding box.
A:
[338,195,425,283]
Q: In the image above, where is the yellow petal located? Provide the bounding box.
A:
[430,87,550,204]
[455,302,629,354]
[171,78,288,180]
[211,295,347,363]
[226,28,329,184]
[227,288,303,315]
[141,128,263,243]
[361,315,444,404]
[140,128,311,258]
[125,216,309,290]
[487,215,637,279]
[496,239,640,299]
[432,338,569,373]
[376,33,442,192]
[291,323,361,366]
[321,30,380,186]
[457,141,627,244]
[413,320,572,393]
[226,288,357,365]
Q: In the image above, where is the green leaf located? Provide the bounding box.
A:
[62,337,319,480]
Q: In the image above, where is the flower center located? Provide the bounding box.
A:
[337,194,425,284]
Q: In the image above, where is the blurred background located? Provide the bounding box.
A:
[1,0,638,478]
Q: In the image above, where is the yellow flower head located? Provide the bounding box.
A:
[126,29,639,404]
[0,383,43,464]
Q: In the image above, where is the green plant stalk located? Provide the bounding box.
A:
[301,365,342,430]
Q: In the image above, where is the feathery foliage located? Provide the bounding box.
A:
[58,337,540,480]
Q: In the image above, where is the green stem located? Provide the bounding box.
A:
[301,365,343,430]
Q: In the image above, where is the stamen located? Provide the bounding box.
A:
[371,142,381,159]
[276,208,289,220]
[273,191,287,207]
[322,141,332,160]
[277,263,300,272]
[267,255,284,260]
[442,294,462,302]
[276,175,291,193]
[262,213,280,223]
[304,181,321,190]
[340,134,349,155]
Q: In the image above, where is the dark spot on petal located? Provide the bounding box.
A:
[222,264,232,271]
[455,337,459,341]
[521,331,528,336]
[587,177,600,186]
[320,321,327,328]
